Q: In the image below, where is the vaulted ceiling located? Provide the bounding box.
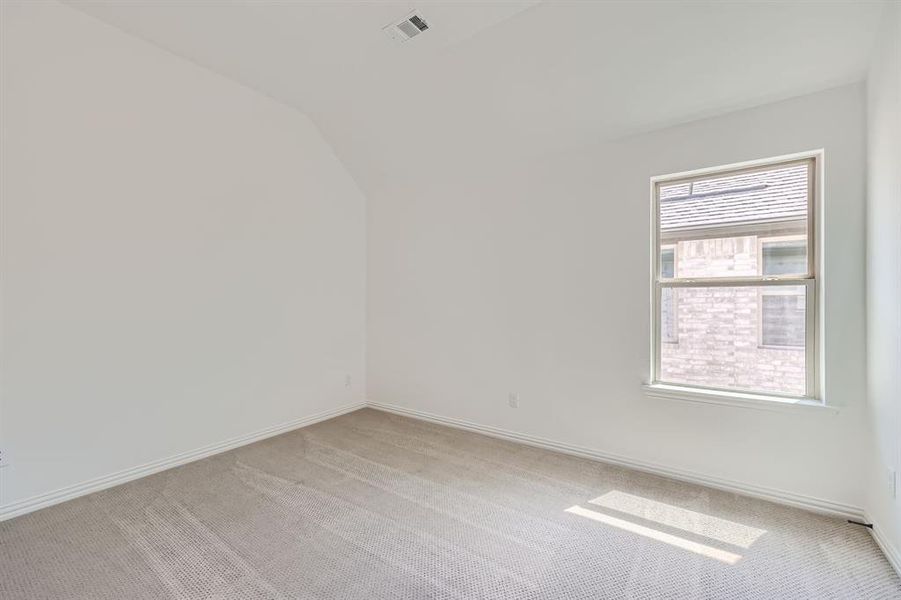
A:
[65,1,886,193]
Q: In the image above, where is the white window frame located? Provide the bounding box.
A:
[647,152,822,408]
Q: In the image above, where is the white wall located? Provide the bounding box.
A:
[368,84,868,512]
[865,1,901,566]
[0,0,883,537]
[0,1,366,510]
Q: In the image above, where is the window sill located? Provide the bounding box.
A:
[643,383,838,414]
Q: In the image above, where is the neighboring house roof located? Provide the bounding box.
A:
[660,163,808,231]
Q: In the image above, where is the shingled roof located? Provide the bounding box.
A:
[659,162,808,231]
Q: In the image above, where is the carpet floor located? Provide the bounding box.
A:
[1,407,898,599]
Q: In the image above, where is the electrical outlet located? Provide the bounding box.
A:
[344,374,352,388]
[508,393,519,409]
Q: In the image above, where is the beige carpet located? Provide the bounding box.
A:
[1,408,898,599]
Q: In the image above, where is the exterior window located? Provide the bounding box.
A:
[760,294,805,347]
[759,239,806,348]
[652,156,816,399]
[762,240,807,276]
[660,247,678,343]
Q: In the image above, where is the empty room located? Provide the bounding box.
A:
[1,1,899,598]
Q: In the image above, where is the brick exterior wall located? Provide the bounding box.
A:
[660,236,806,396]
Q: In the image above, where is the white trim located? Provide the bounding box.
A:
[649,149,824,185]
[0,402,365,522]
[366,401,862,520]
[642,383,838,414]
[867,514,901,578]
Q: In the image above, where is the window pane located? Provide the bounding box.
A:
[761,292,805,347]
[660,248,675,278]
[762,240,806,276]
[658,163,809,279]
[660,249,677,343]
[661,287,677,343]
[659,285,806,396]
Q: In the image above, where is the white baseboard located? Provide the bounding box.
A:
[366,401,866,521]
[0,402,365,522]
[867,515,901,577]
[0,398,874,538]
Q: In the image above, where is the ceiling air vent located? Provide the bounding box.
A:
[383,11,429,43]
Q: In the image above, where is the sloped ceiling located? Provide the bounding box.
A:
[65,1,885,193]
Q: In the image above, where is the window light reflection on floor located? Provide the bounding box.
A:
[565,505,743,565]
[587,490,766,549]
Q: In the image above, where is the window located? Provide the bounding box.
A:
[660,247,678,343]
[651,156,817,400]
[760,293,805,347]
[761,239,806,276]
[759,238,806,348]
